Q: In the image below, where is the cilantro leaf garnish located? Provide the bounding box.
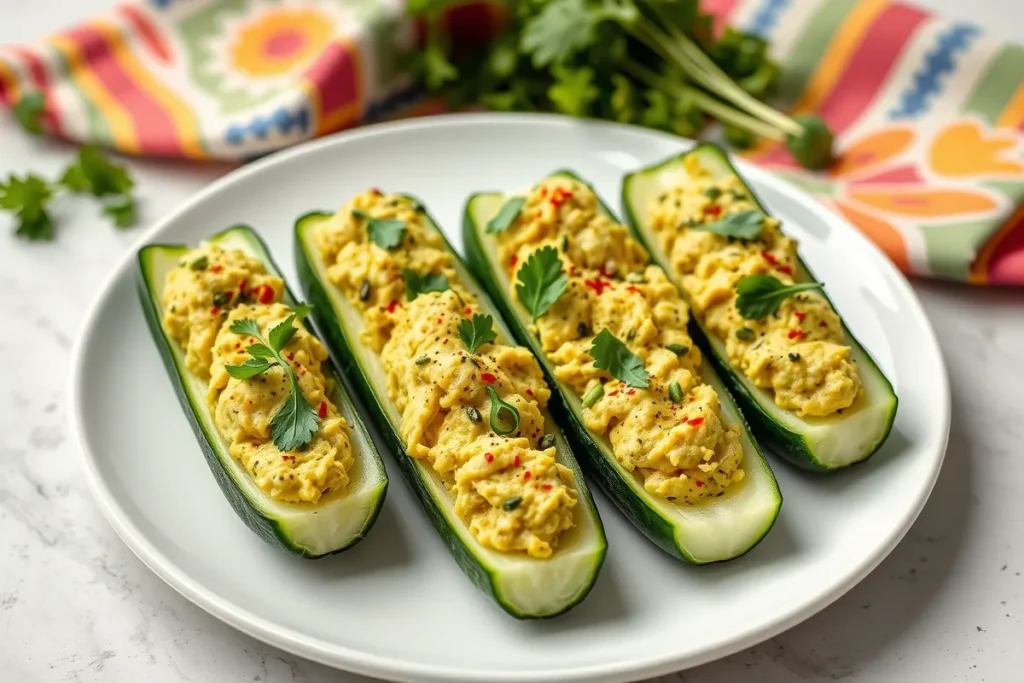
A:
[486,197,526,234]
[0,174,55,241]
[515,246,568,322]
[61,145,134,197]
[590,328,649,388]
[13,92,45,135]
[458,314,498,354]
[225,304,321,452]
[690,209,764,239]
[403,269,449,301]
[102,196,137,229]
[735,274,824,320]
[353,209,406,250]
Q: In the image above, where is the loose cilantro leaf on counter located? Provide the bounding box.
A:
[353,209,406,250]
[459,313,498,354]
[61,145,134,197]
[516,246,568,322]
[690,209,764,240]
[0,174,55,240]
[735,274,824,320]
[403,269,449,301]
[590,328,649,389]
[13,92,45,135]
[102,196,137,229]
[226,304,321,452]
[486,197,526,234]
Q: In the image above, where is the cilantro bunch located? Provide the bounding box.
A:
[408,0,834,169]
[2,93,138,240]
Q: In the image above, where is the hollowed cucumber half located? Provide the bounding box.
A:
[463,174,781,564]
[294,203,606,618]
[622,144,897,470]
[137,225,388,558]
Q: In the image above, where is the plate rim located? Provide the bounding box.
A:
[67,112,951,683]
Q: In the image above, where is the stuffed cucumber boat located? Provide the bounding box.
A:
[622,144,897,471]
[294,190,606,618]
[137,225,388,557]
[463,173,781,564]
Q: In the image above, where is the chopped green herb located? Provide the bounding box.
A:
[403,269,449,301]
[487,386,520,435]
[415,355,431,365]
[731,190,747,201]
[735,274,824,320]
[590,328,649,388]
[486,196,526,233]
[668,381,683,403]
[626,329,637,343]
[703,187,722,199]
[666,343,689,356]
[212,291,230,307]
[736,327,756,341]
[562,234,570,252]
[190,256,209,271]
[582,384,604,408]
[788,352,801,362]
[502,496,522,512]
[354,208,406,250]
[458,313,497,354]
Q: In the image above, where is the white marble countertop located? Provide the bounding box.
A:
[2,1,1022,682]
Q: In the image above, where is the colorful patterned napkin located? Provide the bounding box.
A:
[2,0,1023,284]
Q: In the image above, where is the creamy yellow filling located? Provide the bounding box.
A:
[315,190,577,558]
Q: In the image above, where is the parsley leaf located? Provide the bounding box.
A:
[590,328,649,388]
[403,269,449,301]
[61,145,134,197]
[102,196,137,229]
[690,210,764,240]
[353,209,406,250]
[13,92,45,135]
[458,314,498,354]
[225,306,321,452]
[0,174,56,241]
[515,246,568,322]
[735,274,824,320]
[487,197,526,234]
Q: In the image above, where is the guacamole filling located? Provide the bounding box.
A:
[314,189,577,558]
[644,156,861,418]
[162,244,354,504]
[496,178,744,504]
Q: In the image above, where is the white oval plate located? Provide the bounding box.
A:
[69,114,949,683]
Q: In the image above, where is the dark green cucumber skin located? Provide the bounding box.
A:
[136,225,388,558]
[461,207,691,561]
[621,143,897,471]
[294,210,605,618]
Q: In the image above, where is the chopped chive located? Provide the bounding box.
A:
[703,187,722,200]
[415,355,431,365]
[538,433,555,450]
[212,291,230,307]
[668,381,683,403]
[731,190,747,200]
[582,384,604,408]
[788,352,801,362]
[736,327,756,341]
[561,235,569,252]
[502,496,522,512]
[666,343,689,356]
[189,256,208,271]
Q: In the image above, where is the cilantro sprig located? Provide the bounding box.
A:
[690,209,764,240]
[735,274,824,320]
[353,209,406,250]
[225,304,320,452]
[408,0,834,169]
[515,246,568,322]
[403,269,449,301]
[590,328,649,388]
[458,313,497,354]
[3,94,139,241]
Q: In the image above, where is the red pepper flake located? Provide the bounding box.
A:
[788,329,805,340]
[695,480,704,488]
[608,390,619,397]
[210,307,220,316]
[464,307,472,316]
[794,311,806,323]
[777,265,793,275]
[687,417,705,426]
[370,188,382,196]
[211,264,223,273]
[705,205,722,217]
[819,321,827,328]
[584,279,610,296]
[513,455,520,467]
[542,484,552,490]
[318,401,328,418]
[387,300,398,313]
[437,318,442,325]
[286,353,294,361]
[481,372,497,383]
[526,388,534,397]
[627,285,638,293]
[550,188,573,207]
[234,342,241,349]
[523,471,532,481]
[238,279,247,294]
[510,255,518,268]
[485,452,494,463]
[539,186,548,198]
[627,389,635,396]
[258,285,274,304]
[760,250,778,265]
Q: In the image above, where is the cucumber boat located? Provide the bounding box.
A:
[294,200,606,619]
[137,225,388,558]
[463,173,781,564]
[622,144,897,471]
